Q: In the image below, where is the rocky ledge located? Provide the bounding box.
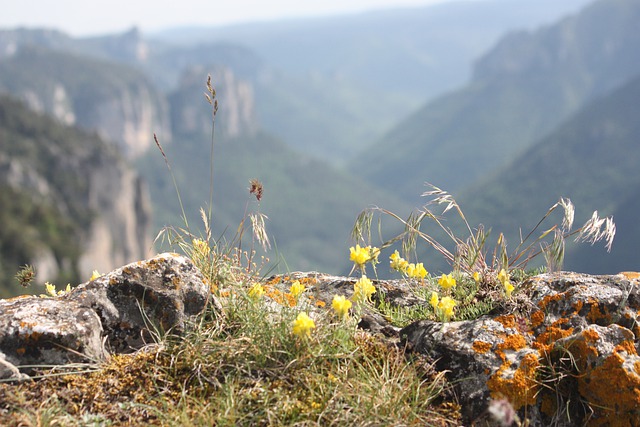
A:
[267,271,640,427]
[0,253,216,380]
[1,257,638,426]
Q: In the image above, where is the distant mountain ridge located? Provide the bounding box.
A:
[149,0,593,164]
[351,0,640,201]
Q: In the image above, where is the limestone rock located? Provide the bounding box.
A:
[270,271,640,426]
[0,296,106,378]
[399,272,640,426]
[0,253,215,380]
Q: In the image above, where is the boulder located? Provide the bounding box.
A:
[400,272,640,426]
[0,253,215,380]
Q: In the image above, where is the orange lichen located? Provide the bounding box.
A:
[494,315,517,329]
[573,300,584,314]
[538,293,565,312]
[530,310,545,328]
[472,340,492,354]
[533,325,574,354]
[578,349,640,426]
[586,299,611,324]
[487,352,540,410]
[265,276,285,286]
[619,271,640,280]
[614,340,637,356]
[582,328,601,343]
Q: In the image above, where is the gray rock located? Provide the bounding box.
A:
[272,271,640,426]
[0,253,215,380]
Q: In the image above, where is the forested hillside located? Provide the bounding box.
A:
[351,0,640,202]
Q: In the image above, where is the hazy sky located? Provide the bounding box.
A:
[1,0,475,37]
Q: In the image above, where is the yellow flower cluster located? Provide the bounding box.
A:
[498,269,515,298]
[289,280,306,298]
[292,312,315,338]
[353,275,376,303]
[349,244,379,267]
[248,283,265,299]
[389,250,428,279]
[430,292,457,322]
[43,282,71,297]
[332,295,352,320]
[438,273,456,290]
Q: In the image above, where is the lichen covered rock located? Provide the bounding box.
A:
[0,253,215,380]
[399,272,640,426]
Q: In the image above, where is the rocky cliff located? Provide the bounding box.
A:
[0,42,170,159]
[0,95,152,295]
[169,65,258,138]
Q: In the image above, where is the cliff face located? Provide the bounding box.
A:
[169,65,258,138]
[0,95,152,294]
[0,44,171,159]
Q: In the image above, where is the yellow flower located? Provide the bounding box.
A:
[192,238,210,257]
[248,283,265,299]
[497,269,509,285]
[438,273,456,290]
[430,292,439,309]
[350,244,370,266]
[349,245,379,268]
[44,282,57,297]
[473,271,481,283]
[90,270,101,281]
[438,297,457,321]
[407,262,428,279]
[332,295,352,320]
[292,312,315,338]
[504,281,515,298]
[289,280,306,298]
[390,250,409,273]
[353,275,376,303]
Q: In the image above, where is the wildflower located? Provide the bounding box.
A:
[439,297,457,321]
[248,283,265,299]
[390,250,409,272]
[349,245,379,268]
[292,312,315,338]
[90,270,101,281]
[332,295,352,320]
[430,292,439,309]
[289,280,306,298]
[350,244,370,266]
[44,282,57,297]
[473,271,481,283]
[407,262,428,279]
[438,273,456,290]
[353,275,376,303]
[504,281,515,298]
[497,269,509,285]
[192,238,210,255]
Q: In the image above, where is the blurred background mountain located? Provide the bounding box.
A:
[1,0,638,296]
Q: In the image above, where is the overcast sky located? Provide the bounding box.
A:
[1,0,478,37]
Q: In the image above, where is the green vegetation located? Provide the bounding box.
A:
[0,95,115,294]
[351,0,640,200]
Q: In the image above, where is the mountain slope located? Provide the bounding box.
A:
[0,95,152,296]
[351,0,640,202]
[0,45,170,158]
[457,72,640,274]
